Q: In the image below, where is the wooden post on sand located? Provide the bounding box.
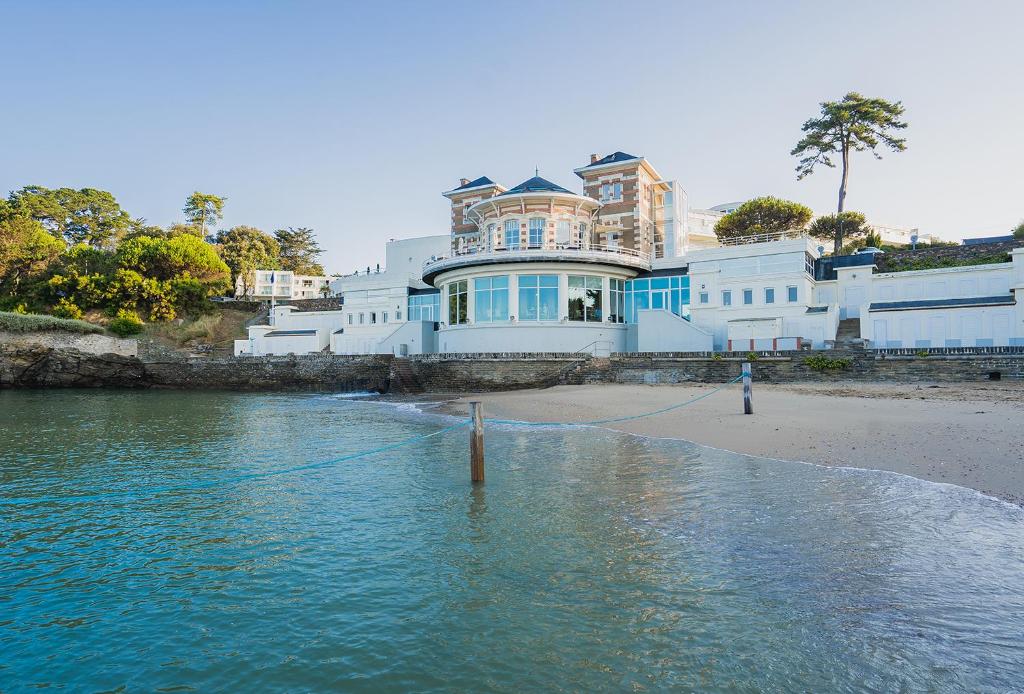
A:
[742,362,753,415]
[470,401,485,482]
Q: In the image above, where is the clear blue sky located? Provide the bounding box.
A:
[2,0,1022,272]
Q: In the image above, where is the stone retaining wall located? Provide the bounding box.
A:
[2,346,1020,391]
[0,330,137,356]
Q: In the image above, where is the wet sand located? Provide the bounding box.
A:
[433,381,1024,505]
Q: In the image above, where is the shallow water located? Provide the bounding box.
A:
[1,390,1023,692]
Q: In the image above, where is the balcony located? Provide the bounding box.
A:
[422,244,651,283]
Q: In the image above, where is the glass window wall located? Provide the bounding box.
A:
[624,275,690,322]
[518,274,558,321]
[447,281,468,325]
[408,293,440,321]
[473,276,509,322]
[528,218,545,248]
[568,275,602,322]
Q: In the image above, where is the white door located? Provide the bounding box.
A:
[929,316,947,347]
[872,320,888,348]
[992,313,1011,345]
[899,317,917,347]
[961,315,981,346]
[843,286,866,318]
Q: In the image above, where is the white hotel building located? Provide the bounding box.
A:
[236,152,1024,357]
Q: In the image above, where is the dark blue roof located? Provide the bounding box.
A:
[499,176,573,196]
[963,235,1014,246]
[581,151,640,168]
[805,306,829,314]
[870,295,1015,312]
[264,329,317,336]
[452,176,496,191]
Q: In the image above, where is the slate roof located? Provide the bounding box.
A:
[580,151,641,168]
[499,176,574,196]
[452,176,496,191]
[869,295,1015,312]
[265,329,318,336]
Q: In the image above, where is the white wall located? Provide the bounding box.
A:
[437,323,628,355]
[864,305,1017,347]
[375,320,437,356]
[635,309,713,352]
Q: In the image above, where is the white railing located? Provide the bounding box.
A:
[718,231,808,246]
[422,243,651,274]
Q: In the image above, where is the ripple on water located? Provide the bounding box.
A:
[1,390,1023,693]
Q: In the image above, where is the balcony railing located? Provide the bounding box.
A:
[422,243,651,277]
[718,231,809,246]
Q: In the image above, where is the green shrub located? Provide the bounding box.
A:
[803,355,853,371]
[747,352,760,362]
[915,349,930,358]
[52,298,84,320]
[0,311,102,334]
[107,309,144,337]
[711,353,724,361]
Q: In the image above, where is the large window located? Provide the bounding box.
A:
[473,276,509,322]
[787,285,798,303]
[447,280,468,325]
[504,220,520,250]
[609,278,625,323]
[765,287,775,304]
[518,274,558,321]
[408,292,440,321]
[568,275,603,322]
[743,288,753,305]
[528,218,545,248]
[624,275,690,322]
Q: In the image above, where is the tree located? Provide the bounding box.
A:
[713,197,813,241]
[274,227,324,275]
[182,192,226,239]
[214,225,280,296]
[7,185,132,247]
[0,216,64,298]
[808,211,871,251]
[792,92,908,253]
[1012,221,1024,240]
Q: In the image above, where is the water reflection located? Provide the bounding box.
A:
[1,391,1022,692]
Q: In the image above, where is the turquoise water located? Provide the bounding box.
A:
[2,390,1023,692]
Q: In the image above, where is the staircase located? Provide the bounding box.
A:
[834,318,866,350]
[389,357,424,395]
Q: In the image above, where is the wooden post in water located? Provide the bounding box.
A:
[469,401,485,483]
[742,362,753,415]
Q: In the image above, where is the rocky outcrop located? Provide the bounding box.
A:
[0,346,148,388]
[0,330,137,356]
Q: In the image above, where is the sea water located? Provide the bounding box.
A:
[1,390,1022,692]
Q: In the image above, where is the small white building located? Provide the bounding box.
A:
[234,305,345,356]
[235,270,330,300]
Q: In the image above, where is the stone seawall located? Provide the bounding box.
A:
[144,354,392,391]
[400,347,1024,392]
[2,346,1021,391]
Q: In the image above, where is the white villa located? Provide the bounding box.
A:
[234,270,330,300]
[235,152,1024,357]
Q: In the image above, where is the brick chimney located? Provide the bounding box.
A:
[590,154,599,164]
[459,178,470,186]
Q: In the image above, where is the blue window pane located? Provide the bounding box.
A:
[519,288,537,320]
[492,275,508,289]
[681,276,690,289]
[625,294,634,322]
[670,277,680,289]
[474,277,490,290]
[474,291,491,322]
[493,289,509,320]
[651,278,669,289]
[635,293,650,311]
[539,275,558,288]
[519,275,537,287]
[624,280,634,292]
[680,289,690,305]
[652,292,665,309]
[670,290,680,315]
[539,287,559,320]
[633,279,649,291]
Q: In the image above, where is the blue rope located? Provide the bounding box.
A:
[3,420,471,507]
[485,376,743,427]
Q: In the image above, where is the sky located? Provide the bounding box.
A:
[2,0,1023,272]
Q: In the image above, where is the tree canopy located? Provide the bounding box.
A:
[183,192,226,239]
[808,211,872,250]
[1012,221,1024,239]
[713,197,813,241]
[792,92,907,253]
[274,227,324,275]
[7,185,133,248]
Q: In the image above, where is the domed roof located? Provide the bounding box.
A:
[499,175,574,196]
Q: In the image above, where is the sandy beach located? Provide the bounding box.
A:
[435,381,1024,505]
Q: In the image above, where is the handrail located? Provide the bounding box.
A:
[423,244,650,270]
[718,231,808,246]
